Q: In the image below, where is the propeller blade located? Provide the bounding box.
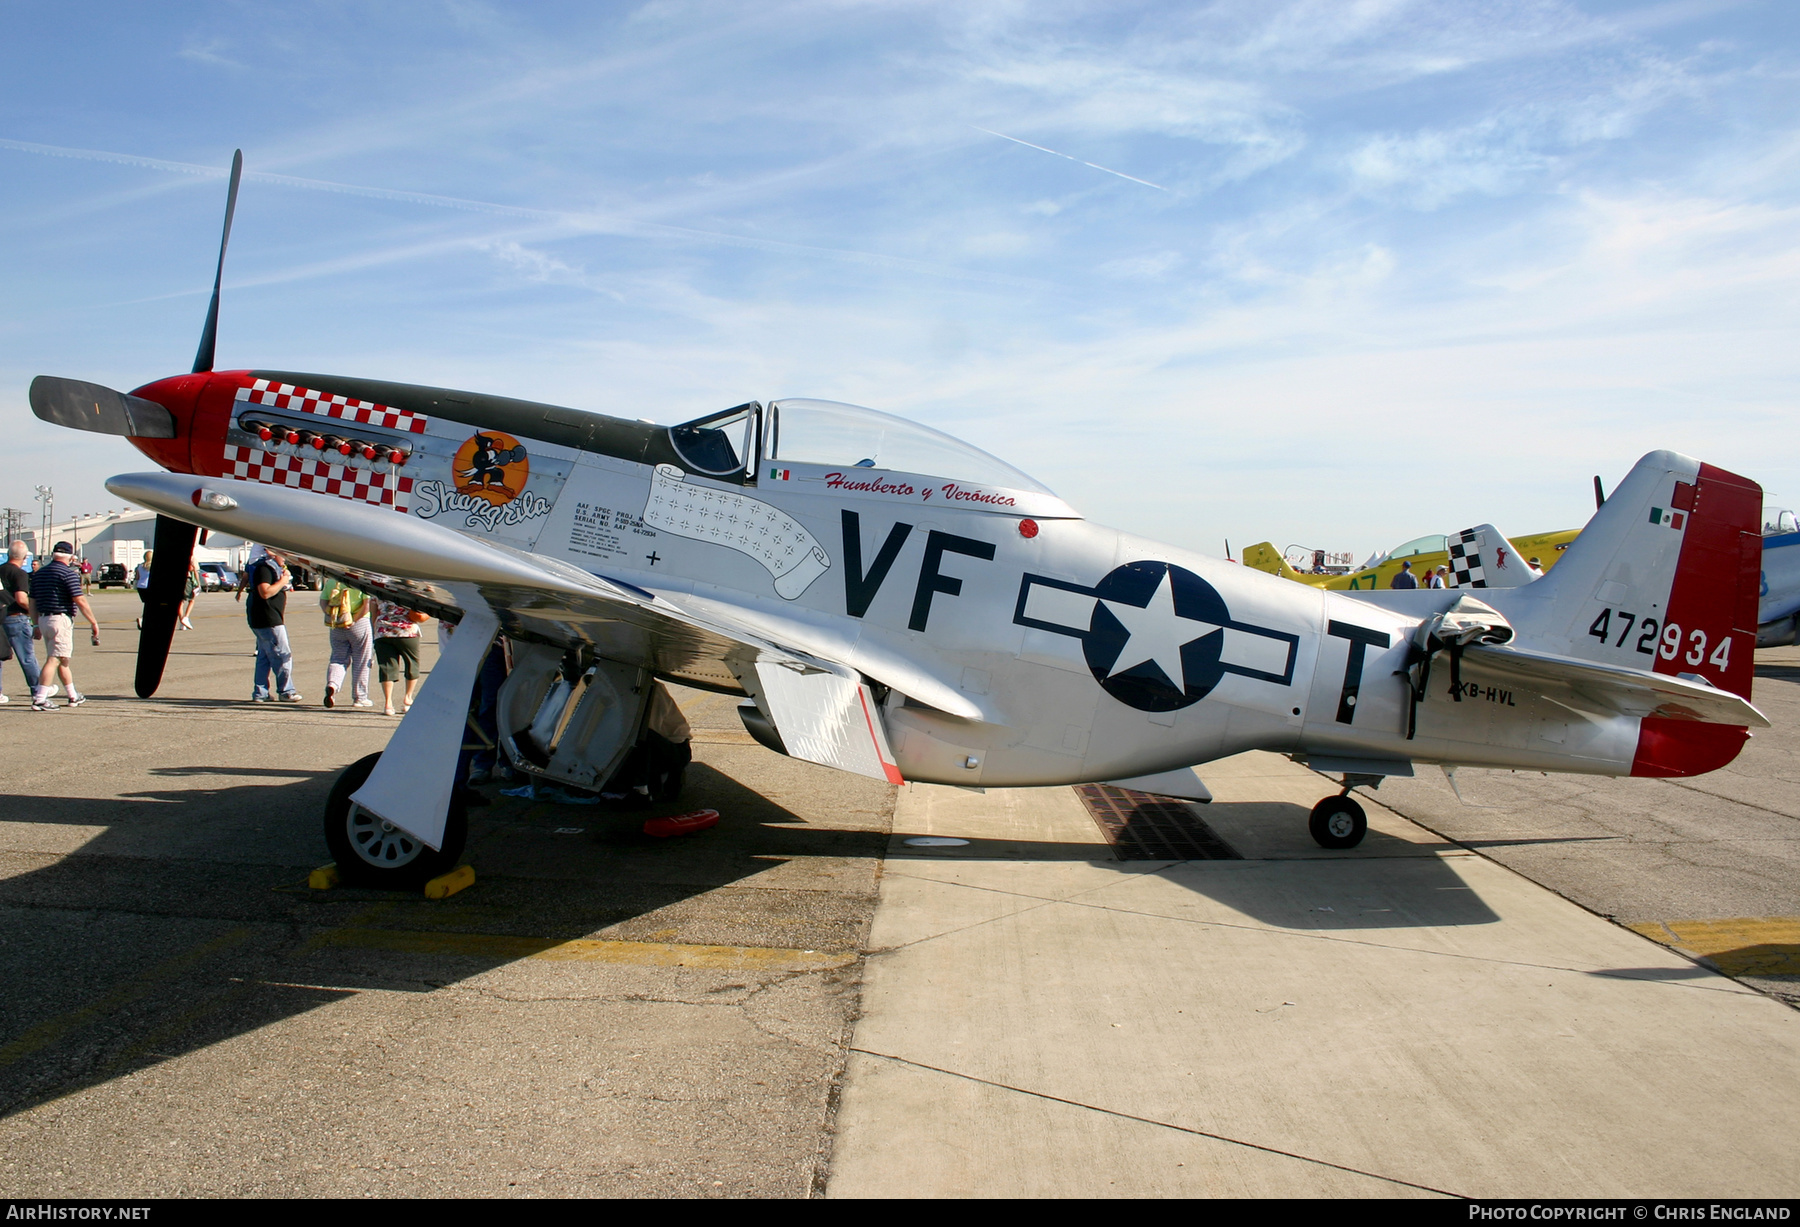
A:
[28,376,176,438]
[191,149,243,375]
[134,514,198,698]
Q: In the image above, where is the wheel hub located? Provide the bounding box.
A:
[346,802,423,868]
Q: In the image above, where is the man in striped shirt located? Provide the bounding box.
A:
[28,542,100,711]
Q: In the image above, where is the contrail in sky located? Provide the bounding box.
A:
[0,136,1047,288]
[972,127,1170,192]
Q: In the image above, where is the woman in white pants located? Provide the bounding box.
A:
[318,578,373,708]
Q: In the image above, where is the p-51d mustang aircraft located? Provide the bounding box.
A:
[29,154,1771,888]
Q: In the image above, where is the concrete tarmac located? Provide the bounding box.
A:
[2,591,1796,1198]
[1371,645,1800,1004]
[828,756,1800,1198]
[0,591,890,1197]
[825,652,1800,1198]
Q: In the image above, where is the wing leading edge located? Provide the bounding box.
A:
[104,471,930,785]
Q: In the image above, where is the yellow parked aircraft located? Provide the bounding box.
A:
[1242,528,1580,590]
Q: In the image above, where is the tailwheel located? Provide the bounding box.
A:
[323,751,467,889]
[1308,795,1367,850]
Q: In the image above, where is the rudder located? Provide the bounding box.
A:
[1497,450,1762,701]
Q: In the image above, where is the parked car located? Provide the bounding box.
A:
[197,563,238,591]
[93,563,129,589]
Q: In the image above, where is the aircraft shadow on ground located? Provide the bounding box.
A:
[890,797,1503,930]
[0,759,880,1122]
[1694,945,1800,979]
[0,756,1499,1121]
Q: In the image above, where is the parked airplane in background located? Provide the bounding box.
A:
[27,153,1772,890]
[1758,509,1800,647]
[1243,527,1579,591]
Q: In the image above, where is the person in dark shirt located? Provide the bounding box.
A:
[1390,560,1419,590]
[28,542,99,711]
[0,541,43,704]
[247,548,301,702]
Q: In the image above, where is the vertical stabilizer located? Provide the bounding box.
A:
[1494,451,1761,776]
[1501,451,1761,696]
[1445,524,1535,589]
[1241,542,1306,582]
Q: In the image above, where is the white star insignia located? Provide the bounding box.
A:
[1099,571,1219,689]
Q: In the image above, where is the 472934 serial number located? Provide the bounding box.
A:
[1588,607,1731,670]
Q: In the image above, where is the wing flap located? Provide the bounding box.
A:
[1463,643,1769,728]
[753,663,903,784]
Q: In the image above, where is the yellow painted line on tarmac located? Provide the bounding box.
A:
[313,926,855,971]
[690,729,759,746]
[0,926,256,1068]
[1627,917,1800,977]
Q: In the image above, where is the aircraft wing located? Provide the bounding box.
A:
[105,471,923,780]
[1461,642,1770,728]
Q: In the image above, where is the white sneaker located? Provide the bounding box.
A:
[180,618,194,630]
[43,683,60,699]
[352,698,374,708]
[66,692,86,707]
[0,694,9,704]
[279,692,303,703]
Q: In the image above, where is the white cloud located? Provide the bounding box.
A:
[5,0,1799,557]
[1098,250,1184,280]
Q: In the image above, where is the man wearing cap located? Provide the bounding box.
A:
[28,542,100,711]
[246,547,301,703]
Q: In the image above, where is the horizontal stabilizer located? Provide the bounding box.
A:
[1464,642,1768,728]
[30,376,175,438]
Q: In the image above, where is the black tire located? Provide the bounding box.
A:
[323,751,467,890]
[1308,795,1368,849]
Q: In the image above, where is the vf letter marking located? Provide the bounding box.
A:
[840,510,914,619]
[909,530,996,632]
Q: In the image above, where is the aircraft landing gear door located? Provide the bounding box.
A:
[668,402,762,486]
[497,643,650,792]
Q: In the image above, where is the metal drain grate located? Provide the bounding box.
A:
[1074,784,1241,861]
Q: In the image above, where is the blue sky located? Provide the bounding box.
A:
[3,1,1797,560]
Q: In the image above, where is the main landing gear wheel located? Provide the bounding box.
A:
[323,751,467,890]
[1308,795,1368,850]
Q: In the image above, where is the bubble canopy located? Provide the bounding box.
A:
[667,398,1054,495]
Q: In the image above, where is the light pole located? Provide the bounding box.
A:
[33,486,52,562]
